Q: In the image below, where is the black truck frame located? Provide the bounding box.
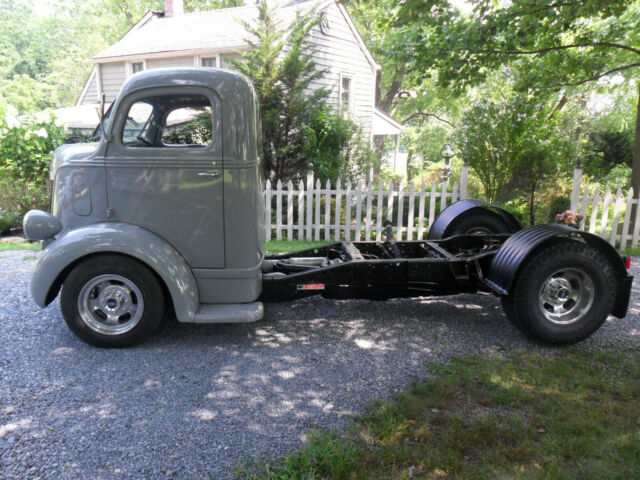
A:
[262,200,633,345]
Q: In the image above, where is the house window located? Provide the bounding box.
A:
[201,57,217,68]
[340,75,352,115]
[131,62,144,74]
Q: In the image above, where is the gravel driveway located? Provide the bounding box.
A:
[1,250,638,480]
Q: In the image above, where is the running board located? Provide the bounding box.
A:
[193,302,264,323]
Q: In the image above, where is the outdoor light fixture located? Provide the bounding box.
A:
[440,143,456,179]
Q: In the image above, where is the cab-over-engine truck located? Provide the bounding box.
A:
[23,68,633,347]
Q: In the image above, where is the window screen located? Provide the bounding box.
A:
[201,57,217,67]
[341,76,351,113]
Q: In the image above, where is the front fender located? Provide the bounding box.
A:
[31,223,199,322]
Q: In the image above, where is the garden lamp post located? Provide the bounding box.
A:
[440,143,456,180]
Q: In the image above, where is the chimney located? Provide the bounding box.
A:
[164,0,184,17]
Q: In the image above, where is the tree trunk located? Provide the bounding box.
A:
[406,149,414,180]
[632,84,640,197]
[529,181,536,227]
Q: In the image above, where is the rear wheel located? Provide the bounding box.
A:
[503,242,615,344]
[444,210,512,236]
[61,254,164,347]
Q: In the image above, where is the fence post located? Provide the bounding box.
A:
[460,156,469,199]
[305,164,314,241]
[570,159,583,212]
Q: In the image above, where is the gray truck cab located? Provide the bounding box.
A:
[24,68,266,346]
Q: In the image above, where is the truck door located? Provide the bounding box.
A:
[105,88,225,269]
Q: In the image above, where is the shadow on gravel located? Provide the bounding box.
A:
[1,252,638,480]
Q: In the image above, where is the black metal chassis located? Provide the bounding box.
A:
[260,234,509,302]
[260,227,633,320]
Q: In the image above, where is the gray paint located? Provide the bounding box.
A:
[194,302,263,323]
[105,85,226,269]
[22,210,62,241]
[31,222,199,322]
[29,68,264,319]
[72,173,92,216]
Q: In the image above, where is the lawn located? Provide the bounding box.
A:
[0,240,329,254]
[265,240,332,254]
[236,349,640,479]
[0,240,41,252]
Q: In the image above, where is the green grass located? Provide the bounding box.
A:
[236,349,640,479]
[621,247,640,257]
[0,239,324,255]
[0,240,41,252]
[265,240,332,254]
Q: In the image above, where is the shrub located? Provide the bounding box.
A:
[162,113,212,145]
[65,130,93,144]
[548,196,571,222]
[0,178,51,213]
[302,107,375,184]
[0,105,65,184]
[601,164,631,191]
[0,212,19,234]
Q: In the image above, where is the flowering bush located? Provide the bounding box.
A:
[0,103,65,230]
[555,210,584,226]
[0,104,65,183]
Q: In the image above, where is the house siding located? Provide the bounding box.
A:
[82,72,99,104]
[220,52,243,68]
[146,56,195,69]
[100,62,127,103]
[79,2,378,134]
[304,2,375,131]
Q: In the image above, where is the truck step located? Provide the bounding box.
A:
[193,302,264,324]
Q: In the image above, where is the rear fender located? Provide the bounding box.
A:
[485,224,631,318]
[31,223,199,322]
[428,199,521,240]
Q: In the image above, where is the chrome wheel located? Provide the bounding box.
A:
[538,268,595,325]
[77,274,144,335]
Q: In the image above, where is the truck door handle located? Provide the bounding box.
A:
[198,171,220,177]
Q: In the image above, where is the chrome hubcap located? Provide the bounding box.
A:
[538,268,594,325]
[78,274,144,335]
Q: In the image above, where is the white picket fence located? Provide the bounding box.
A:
[570,166,640,250]
[264,166,470,241]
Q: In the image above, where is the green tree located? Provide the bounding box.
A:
[228,0,329,181]
[455,96,572,224]
[344,0,463,177]
[399,0,640,194]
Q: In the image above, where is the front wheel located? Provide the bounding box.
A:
[502,241,616,345]
[60,254,165,347]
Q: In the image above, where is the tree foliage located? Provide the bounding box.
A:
[398,0,640,192]
[228,1,332,181]
[455,95,573,223]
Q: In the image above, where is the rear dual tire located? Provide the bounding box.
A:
[501,242,615,344]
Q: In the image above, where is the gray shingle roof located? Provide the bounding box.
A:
[93,1,319,61]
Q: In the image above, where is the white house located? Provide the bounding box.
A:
[71,0,401,144]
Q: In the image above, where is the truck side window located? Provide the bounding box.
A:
[121,94,216,149]
[162,106,212,146]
